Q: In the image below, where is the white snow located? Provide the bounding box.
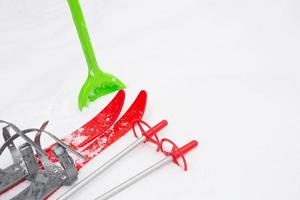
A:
[72,134,87,146]
[1,0,300,200]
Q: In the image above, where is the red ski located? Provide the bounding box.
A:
[0,90,125,195]
[45,90,147,169]
[75,90,147,169]
[45,89,125,153]
[0,90,147,199]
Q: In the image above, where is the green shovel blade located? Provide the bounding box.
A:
[78,70,125,110]
[68,0,125,110]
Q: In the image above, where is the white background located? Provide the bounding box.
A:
[0,0,300,199]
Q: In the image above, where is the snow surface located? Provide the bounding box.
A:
[1,0,300,199]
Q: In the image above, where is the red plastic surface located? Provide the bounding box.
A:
[0,90,126,196]
[160,139,198,171]
[75,90,147,169]
[44,90,125,162]
[132,120,168,151]
[77,90,125,147]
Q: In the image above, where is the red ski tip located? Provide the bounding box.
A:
[77,90,125,147]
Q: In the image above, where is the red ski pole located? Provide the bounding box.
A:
[94,139,198,200]
[57,120,167,200]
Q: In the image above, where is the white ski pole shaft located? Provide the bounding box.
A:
[94,139,198,200]
[56,120,167,200]
[94,156,172,200]
[56,137,145,200]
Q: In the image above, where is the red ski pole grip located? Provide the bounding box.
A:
[132,120,168,151]
[173,140,198,160]
[160,138,198,170]
[145,120,168,138]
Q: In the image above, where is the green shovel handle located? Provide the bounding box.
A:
[68,0,101,73]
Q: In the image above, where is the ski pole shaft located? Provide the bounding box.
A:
[57,137,144,200]
[94,157,172,200]
[56,120,167,200]
[94,139,198,200]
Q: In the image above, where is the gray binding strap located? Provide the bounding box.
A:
[1,121,80,199]
[0,123,38,193]
[0,128,86,160]
[12,144,79,200]
[2,126,22,163]
[18,143,39,181]
[31,122,54,168]
[27,128,86,160]
[0,122,52,193]
[8,122,79,200]
[0,120,47,157]
[34,121,49,147]
[25,172,50,200]
[52,144,78,185]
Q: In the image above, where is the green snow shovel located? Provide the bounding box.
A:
[68,0,125,110]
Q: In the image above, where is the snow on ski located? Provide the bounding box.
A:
[75,90,147,169]
[0,91,125,195]
[0,90,147,199]
[50,89,125,150]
